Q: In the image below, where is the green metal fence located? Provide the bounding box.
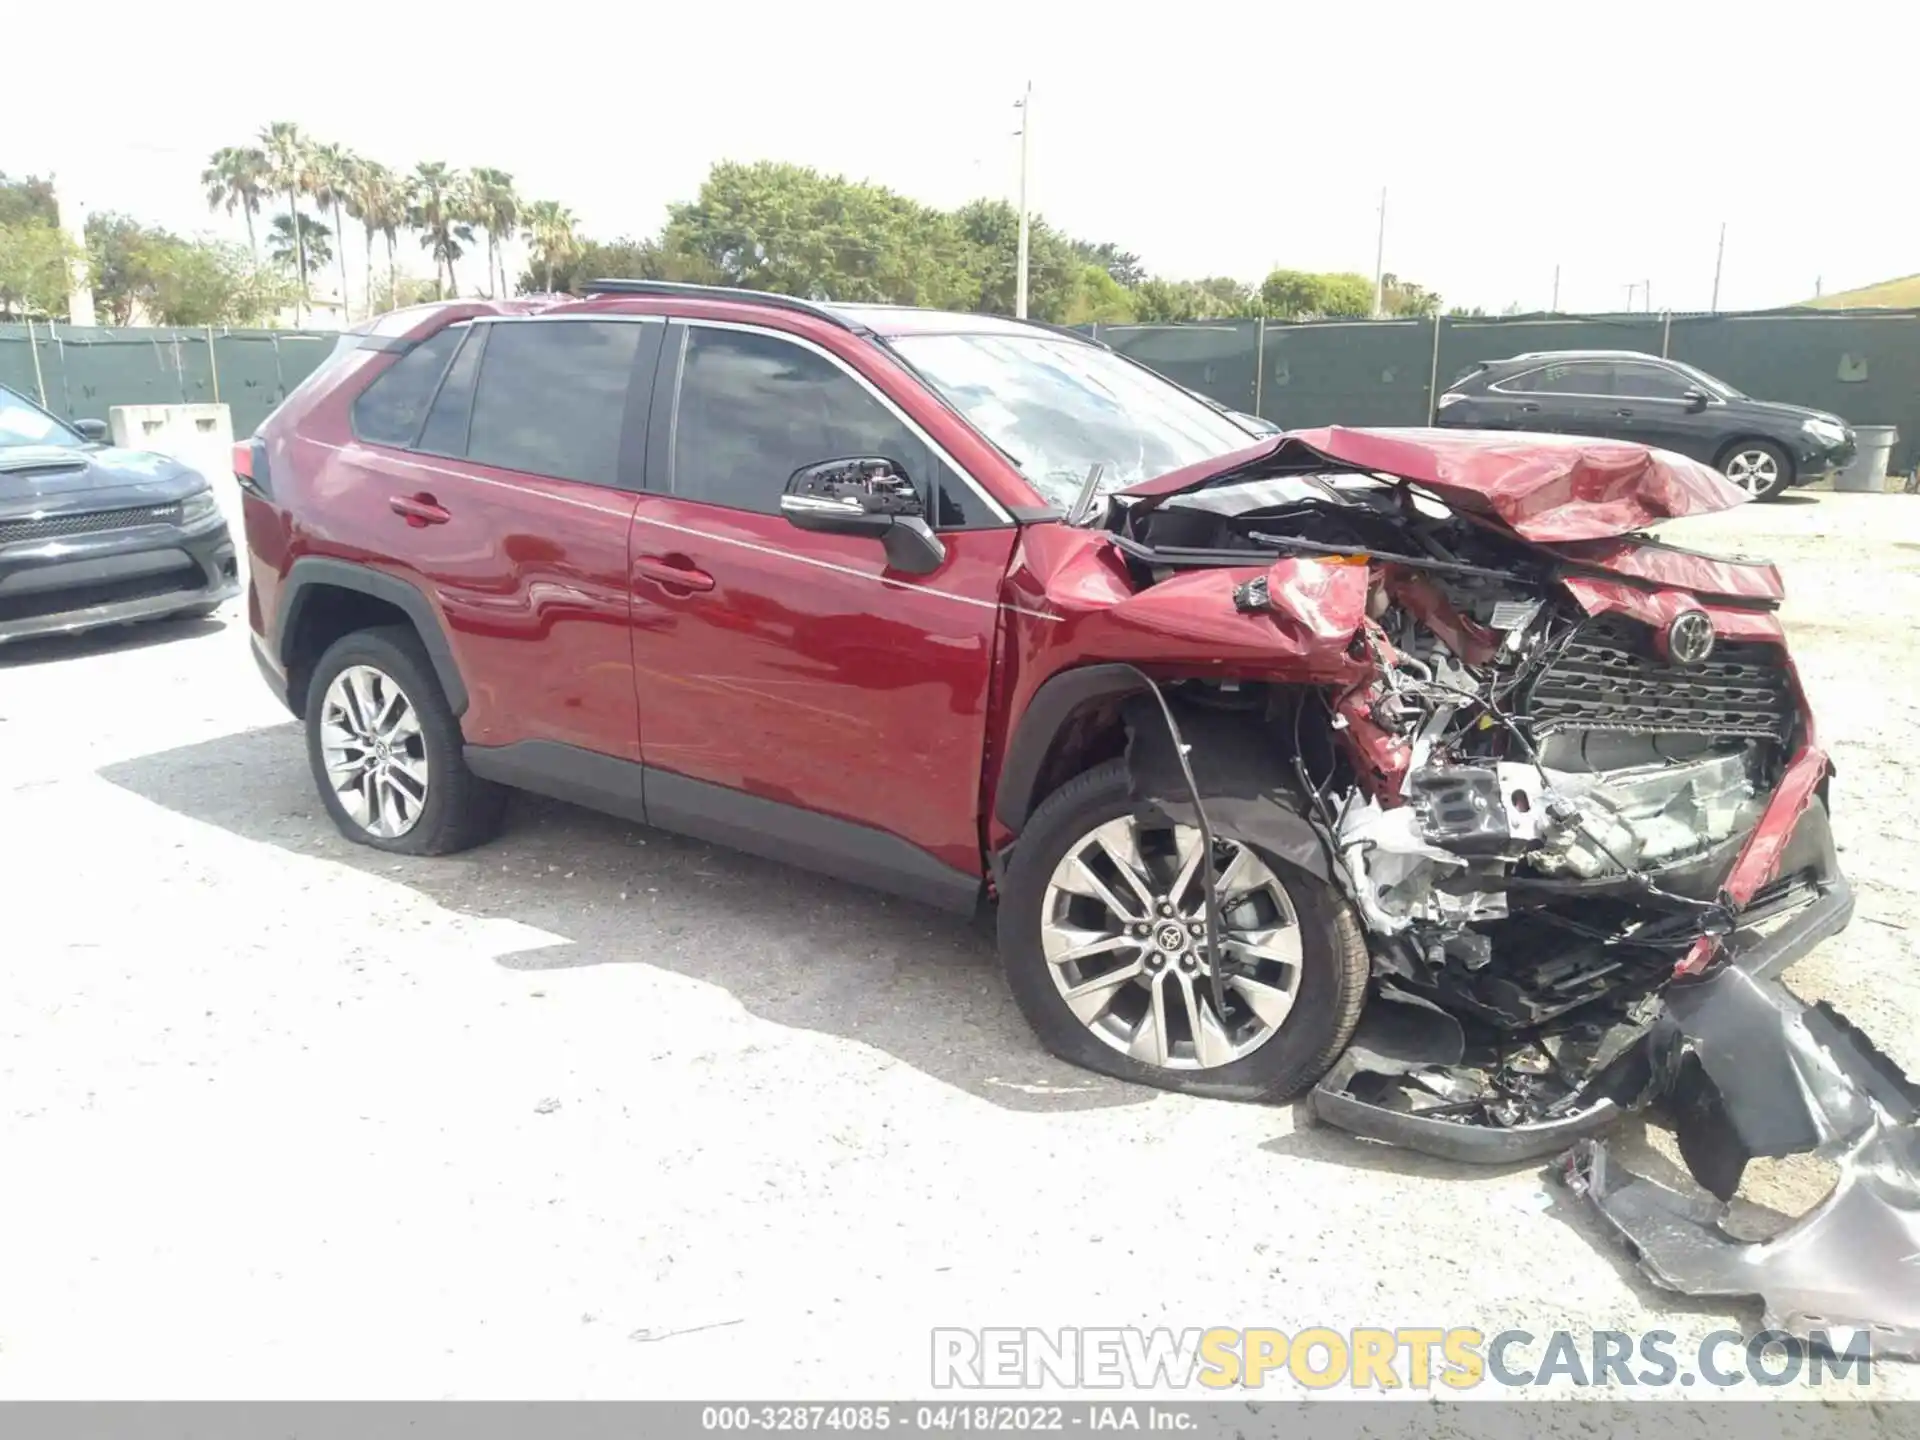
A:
[7,309,1918,475]
[0,323,341,442]
[1093,308,1920,472]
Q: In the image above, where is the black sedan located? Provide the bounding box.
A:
[0,383,239,644]
[1435,349,1854,500]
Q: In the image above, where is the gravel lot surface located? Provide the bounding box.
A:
[2,490,1915,1408]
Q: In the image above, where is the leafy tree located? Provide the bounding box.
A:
[1060,263,1137,324]
[409,162,474,298]
[367,270,440,314]
[268,212,332,279]
[1259,268,1374,319]
[1073,239,1144,288]
[85,212,161,324]
[518,200,580,292]
[469,167,519,298]
[1132,275,1256,322]
[952,198,1080,319]
[0,220,81,318]
[663,160,974,306]
[201,147,269,262]
[345,160,408,314]
[0,173,60,229]
[259,122,317,319]
[1380,272,1440,318]
[516,233,719,295]
[310,142,359,318]
[141,239,289,326]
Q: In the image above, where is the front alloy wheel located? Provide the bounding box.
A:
[1041,816,1303,1069]
[997,759,1369,1102]
[320,664,429,838]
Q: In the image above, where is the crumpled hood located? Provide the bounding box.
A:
[1123,425,1750,543]
[0,444,203,519]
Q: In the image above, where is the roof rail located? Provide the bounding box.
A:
[583,279,872,335]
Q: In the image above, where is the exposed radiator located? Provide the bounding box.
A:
[1525,618,1794,742]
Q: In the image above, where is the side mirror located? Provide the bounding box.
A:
[72,418,110,443]
[778,457,946,576]
[1680,389,1710,414]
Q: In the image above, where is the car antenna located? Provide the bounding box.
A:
[1066,462,1107,527]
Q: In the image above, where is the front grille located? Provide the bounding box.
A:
[0,503,182,545]
[1525,617,1794,742]
[0,565,205,623]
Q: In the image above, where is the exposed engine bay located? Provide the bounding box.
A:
[1097,451,1917,1355]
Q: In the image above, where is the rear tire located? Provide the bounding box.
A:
[1719,438,1794,501]
[997,760,1369,1102]
[304,626,506,856]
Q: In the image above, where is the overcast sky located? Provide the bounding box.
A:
[7,0,1913,314]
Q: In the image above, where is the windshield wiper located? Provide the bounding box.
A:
[1066,463,1108,528]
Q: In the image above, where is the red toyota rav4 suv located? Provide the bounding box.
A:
[242,285,1907,1287]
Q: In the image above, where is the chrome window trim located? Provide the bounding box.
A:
[1488,358,1714,405]
[672,317,1015,526]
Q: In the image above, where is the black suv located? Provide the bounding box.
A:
[1436,349,1854,500]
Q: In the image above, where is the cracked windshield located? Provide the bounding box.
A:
[889,331,1254,509]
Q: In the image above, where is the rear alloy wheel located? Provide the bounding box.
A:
[1720,440,1793,501]
[319,664,431,839]
[304,626,506,855]
[998,760,1369,1101]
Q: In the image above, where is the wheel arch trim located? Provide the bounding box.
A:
[992,664,1154,836]
[275,557,469,716]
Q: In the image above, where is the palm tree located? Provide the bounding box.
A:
[469,167,519,299]
[409,162,475,298]
[267,212,332,279]
[310,143,359,320]
[520,200,580,292]
[201,146,269,262]
[345,160,407,315]
[259,122,317,320]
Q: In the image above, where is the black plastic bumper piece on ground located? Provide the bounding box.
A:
[1307,805,1854,1165]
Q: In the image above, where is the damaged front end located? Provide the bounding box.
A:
[1099,428,1916,1351]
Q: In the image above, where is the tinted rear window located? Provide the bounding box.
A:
[465,320,643,486]
[350,326,466,447]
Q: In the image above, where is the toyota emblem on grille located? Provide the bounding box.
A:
[1666,610,1716,666]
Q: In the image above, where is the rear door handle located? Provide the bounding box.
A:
[634,556,715,593]
[1612,407,1636,418]
[1517,403,1541,414]
[390,492,451,526]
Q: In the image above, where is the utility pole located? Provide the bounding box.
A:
[1710,222,1726,312]
[1014,82,1032,320]
[1624,282,1638,311]
[1551,265,1560,312]
[1644,279,1653,314]
[1372,187,1387,318]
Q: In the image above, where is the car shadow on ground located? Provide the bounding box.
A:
[0,613,229,669]
[99,721,1151,1116]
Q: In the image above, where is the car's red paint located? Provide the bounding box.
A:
[625,490,1019,877]
[1125,425,1751,542]
[246,290,1817,922]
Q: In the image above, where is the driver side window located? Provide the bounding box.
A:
[668,326,984,526]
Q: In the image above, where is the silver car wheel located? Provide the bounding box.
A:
[1039,815,1304,1070]
[1724,448,1781,496]
[320,664,429,839]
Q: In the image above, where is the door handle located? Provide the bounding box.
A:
[390,492,451,526]
[1517,403,1541,413]
[634,556,715,593]
[1612,408,1635,417]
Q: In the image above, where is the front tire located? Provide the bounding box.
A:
[1719,439,1794,501]
[997,760,1369,1102]
[304,626,506,856]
